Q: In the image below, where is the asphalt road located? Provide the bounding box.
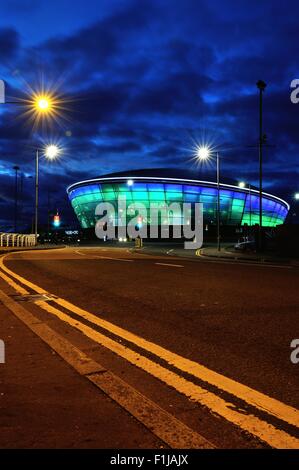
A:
[1,246,299,448]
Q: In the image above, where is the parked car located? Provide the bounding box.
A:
[234,237,255,251]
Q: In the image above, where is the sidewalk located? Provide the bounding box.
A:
[130,242,299,265]
[0,297,161,448]
[199,246,294,264]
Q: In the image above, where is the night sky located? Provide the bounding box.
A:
[0,0,298,230]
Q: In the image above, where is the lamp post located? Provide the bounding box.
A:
[197,146,221,252]
[35,150,39,244]
[13,165,20,232]
[256,80,267,250]
[35,144,60,245]
[216,152,220,252]
[31,96,60,245]
[1,86,63,239]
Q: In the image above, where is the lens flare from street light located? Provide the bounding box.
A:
[36,96,52,112]
[22,89,63,131]
[295,193,299,200]
[44,144,60,160]
[238,181,246,189]
[13,79,73,133]
[196,146,211,161]
[186,129,219,165]
[31,91,58,121]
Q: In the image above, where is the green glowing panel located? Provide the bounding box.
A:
[68,181,288,230]
[132,191,149,201]
[166,191,183,201]
[149,191,165,201]
[102,191,116,201]
[114,190,132,200]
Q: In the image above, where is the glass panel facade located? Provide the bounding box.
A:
[68,180,288,229]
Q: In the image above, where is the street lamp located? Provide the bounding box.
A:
[13,165,20,232]
[33,94,55,115]
[35,144,61,245]
[0,83,65,237]
[256,79,267,250]
[196,146,210,161]
[45,144,60,160]
[294,193,299,200]
[36,97,51,111]
[4,89,60,127]
[197,146,221,252]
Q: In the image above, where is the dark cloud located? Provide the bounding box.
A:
[0,28,19,61]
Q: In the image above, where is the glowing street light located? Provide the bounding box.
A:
[35,144,63,244]
[44,144,60,160]
[32,93,55,115]
[295,193,299,200]
[1,85,66,134]
[0,81,68,242]
[35,96,52,112]
[196,145,221,251]
[238,181,246,189]
[196,146,211,161]
[26,89,66,131]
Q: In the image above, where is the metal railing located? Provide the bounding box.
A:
[0,233,36,248]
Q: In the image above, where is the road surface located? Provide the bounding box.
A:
[0,246,298,448]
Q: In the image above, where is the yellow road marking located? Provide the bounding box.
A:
[0,288,212,449]
[0,269,29,295]
[0,252,299,448]
[32,299,299,448]
[1,253,298,429]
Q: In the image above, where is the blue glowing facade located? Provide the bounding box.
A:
[67,176,289,229]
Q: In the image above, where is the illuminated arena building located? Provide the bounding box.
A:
[67,169,289,231]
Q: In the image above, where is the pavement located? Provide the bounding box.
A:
[198,245,294,264]
[0,245,298,449]
[0,291,163,449]
[128,241,297,266]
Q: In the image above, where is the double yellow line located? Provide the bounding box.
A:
[0,252,298,448]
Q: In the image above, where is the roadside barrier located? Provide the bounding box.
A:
[0,233,36,248]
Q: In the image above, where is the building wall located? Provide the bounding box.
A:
[67,180,288,229]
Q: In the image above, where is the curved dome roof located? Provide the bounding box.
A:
[96,167,255,189]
